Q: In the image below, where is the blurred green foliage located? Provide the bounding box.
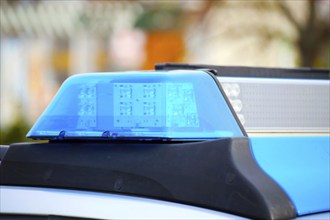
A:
[135,6,183,31]
[0,116,33,145]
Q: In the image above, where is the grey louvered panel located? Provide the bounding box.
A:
[218,77,330,132]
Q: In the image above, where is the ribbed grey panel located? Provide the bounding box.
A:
[218,77,330,132]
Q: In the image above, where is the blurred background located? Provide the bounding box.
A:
[0,0,329,144]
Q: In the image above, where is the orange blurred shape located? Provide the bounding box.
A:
[51,50,70,74]
[96,49,108,72]
[143,31,185,70]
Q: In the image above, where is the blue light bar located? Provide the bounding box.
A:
[27,70,244,140]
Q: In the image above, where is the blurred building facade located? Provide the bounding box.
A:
[0,0,329,140]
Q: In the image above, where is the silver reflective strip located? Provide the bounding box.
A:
[218,77,330,133]
[0,186,244,219]
[295,212,330,219]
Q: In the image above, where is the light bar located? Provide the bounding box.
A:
[27,70,244,140]
[218,77,330,133]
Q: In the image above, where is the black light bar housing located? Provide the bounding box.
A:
[155,63,329,79]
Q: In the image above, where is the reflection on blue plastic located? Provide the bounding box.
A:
[251,136,330,215]
[27,70,244,140]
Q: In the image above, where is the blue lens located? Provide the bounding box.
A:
[27,70,244,140]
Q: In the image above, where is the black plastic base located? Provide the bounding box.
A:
[0,138,296,219]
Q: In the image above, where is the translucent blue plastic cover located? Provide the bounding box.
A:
[27,70,244,140]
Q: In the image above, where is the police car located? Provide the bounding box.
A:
[1,65,329,220]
